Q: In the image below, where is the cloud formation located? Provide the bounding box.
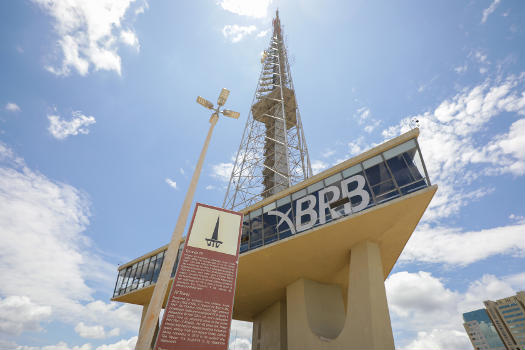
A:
[0,142,141,343]
[33,0,146,76]
[386,271,524,349]
[165,178,177,190]
[74,322,120,339]
[401,223,525,266]
[382,73,525,222]
[48,111,96,139]
[5,102,20,112]
[222,25,257,43]
[0,296,52,336]
[481,0,501,24]
[217,0,273,18]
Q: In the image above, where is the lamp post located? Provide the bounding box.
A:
[135,88,240,350]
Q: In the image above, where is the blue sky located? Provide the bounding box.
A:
[0,0,524,349]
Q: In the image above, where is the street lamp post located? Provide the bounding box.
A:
[135,88,240,350]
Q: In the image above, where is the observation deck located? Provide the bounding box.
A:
[111,128,436,321]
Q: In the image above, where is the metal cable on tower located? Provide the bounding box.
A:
[223,10,313,211]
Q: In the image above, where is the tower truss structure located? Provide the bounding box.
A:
[223,10,313,211]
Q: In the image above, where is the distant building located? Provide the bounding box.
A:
[463,291,525,350]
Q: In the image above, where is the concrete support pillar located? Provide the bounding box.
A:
[285,240,395,349]
[252,300,287,350]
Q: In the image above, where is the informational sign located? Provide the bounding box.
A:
[154,203,243,350]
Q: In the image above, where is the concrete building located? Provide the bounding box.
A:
[463,291,525,350]
[112,129,437,349]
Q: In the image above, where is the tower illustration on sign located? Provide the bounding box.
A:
[205,217,223,248]
[223,10,313,211]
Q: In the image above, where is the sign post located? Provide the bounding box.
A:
[154,203,243,350]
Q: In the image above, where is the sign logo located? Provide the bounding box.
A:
[205,217,223,248]
[266,174,371,234]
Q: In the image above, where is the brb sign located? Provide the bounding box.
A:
[266,174,371,234]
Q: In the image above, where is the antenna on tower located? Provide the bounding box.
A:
[223,10,313,211]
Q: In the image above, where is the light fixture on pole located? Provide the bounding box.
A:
[135,88,240,350]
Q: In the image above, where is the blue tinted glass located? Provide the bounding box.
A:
[152,255,164,283]
[372,179,396,196]
[365,162,391,186]
[240,218,250,252]
[375,190,399,204]
[250,214,263,247]
[386,154,415,187]
[263,210,278,242]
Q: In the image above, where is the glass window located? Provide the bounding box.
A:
[363,155,383,169]
[324,173,342,186]
[263,202,276,213]
[120,267,132,294]
[276,195,290,207]
[152,252,164,283]
[307,180,324,194]
[240,217,250,253]
[292,188,307,200]
[250,208,262,219]
[365,161,392,187]
[383,139,416,160]
[411,149,428,184]
[342,164,361,178]
[250,213,263,248]
[144,256,156,285]
[262,210,278,244]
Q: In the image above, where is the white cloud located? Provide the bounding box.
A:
[48,111,96,140]
[74,322,120,339]
[364,119,381,133]
[386,271,524,350]
[322,149,336,158]
[75,323,104,339]
[165,178,177,190]
[217,0,273,18]
[311,160,328,174]
[222,25,257,43]
[403,329,470,350]
[401,223,525,266]
[179,168,185,175]
[205,185,215,190]
[0,142,141,342]
[212,162,234,181]
[0,296,52,336]
[381,73,525,221]
[475,118,525,176]
[481,0,501,24]
[355,107,381,133]
[229,320,252,350]
[15,336,137,350]
[355,107,371,125]
[33,0,146,76]
[257,29,269,37]
[454,65,467,74]
[5,102,20,112]
[347,136,366,156]
[120,29,139,50]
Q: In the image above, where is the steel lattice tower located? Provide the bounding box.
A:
[223,10,313,211]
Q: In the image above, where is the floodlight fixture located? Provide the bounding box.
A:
[222,109,240,119]
[196,96,214,109]
[217,88,230,106]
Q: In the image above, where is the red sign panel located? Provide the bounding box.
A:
[154,203,243,350]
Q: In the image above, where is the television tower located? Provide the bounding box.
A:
[223,10,312,211]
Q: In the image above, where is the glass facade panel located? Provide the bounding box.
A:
[383,139,416,160]
[307,181,324,194]
[342,164,361,178]
[113,137,431,297]
[363,155,383,169]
